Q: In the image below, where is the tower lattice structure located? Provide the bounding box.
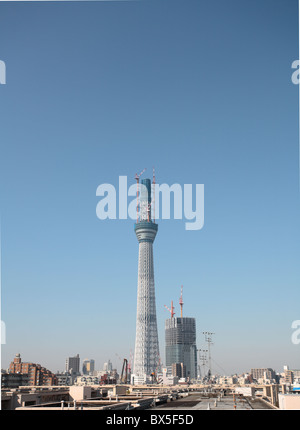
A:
[133,178,160,380]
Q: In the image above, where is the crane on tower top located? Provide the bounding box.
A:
[164,301,175,318]
[152,167,156,223]
[134,168,146,223]
[134,168,146,183]
[179,285,184,318]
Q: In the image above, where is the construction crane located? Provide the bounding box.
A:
[120,358,128,384]
[134,168,146,223]
[150,371,157,384]
[115,352,122,364]
[179,285,184,318]
[156,354,163,384]
[128,349,133,376]
[164,301,175,318]
[152,167,156,222]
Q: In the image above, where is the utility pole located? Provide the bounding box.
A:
[203,332,214,380]
[197,348,208,381]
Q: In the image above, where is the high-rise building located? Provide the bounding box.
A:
[82,359,95,375]
[65,354,80,375]
[284,369,294,384]
[8,353,57,386]
[103,359,113,373]
[165,316,197,380]
[250,368,276,381]
[132,177,160,384]
[171,362,186,378]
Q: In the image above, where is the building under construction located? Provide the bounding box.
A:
[164,289,197,380]
[132,170,160,385]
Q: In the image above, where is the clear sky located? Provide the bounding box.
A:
[0,0,299,376]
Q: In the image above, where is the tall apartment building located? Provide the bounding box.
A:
[9,353,30,374]
[250,368,276,381]
[65,354,80,374]
[28,365,57,386]
[8,353,57,386]
[284,370,294,384]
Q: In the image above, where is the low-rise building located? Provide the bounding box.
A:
[1,371,29,388]
[74,376,100,386]
[218,376,238,385]
[279,393,300,410]
[55,372,74,386]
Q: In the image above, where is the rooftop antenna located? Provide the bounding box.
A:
[134,168,146,223]
[164,301,175,318]
[179,285,184,318]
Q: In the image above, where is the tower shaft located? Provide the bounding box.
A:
[133,220,160,381]
[132,177,160,383]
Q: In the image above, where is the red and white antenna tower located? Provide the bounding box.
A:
[134,168,146,223]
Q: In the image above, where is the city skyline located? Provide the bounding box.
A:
[0,0,299,376]
[3,350,298,380]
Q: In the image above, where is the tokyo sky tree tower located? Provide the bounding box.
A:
[132,173,160,384]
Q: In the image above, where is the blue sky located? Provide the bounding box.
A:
[0,0,299,375]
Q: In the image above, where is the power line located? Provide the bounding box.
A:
[211,357,228,376]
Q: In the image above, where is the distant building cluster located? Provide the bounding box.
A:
[2,351,300,411]
[201,365,300,388]
[1,353,121,389]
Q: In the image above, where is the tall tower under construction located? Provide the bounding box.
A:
[165,289,197,380]
[132,175,160,384]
